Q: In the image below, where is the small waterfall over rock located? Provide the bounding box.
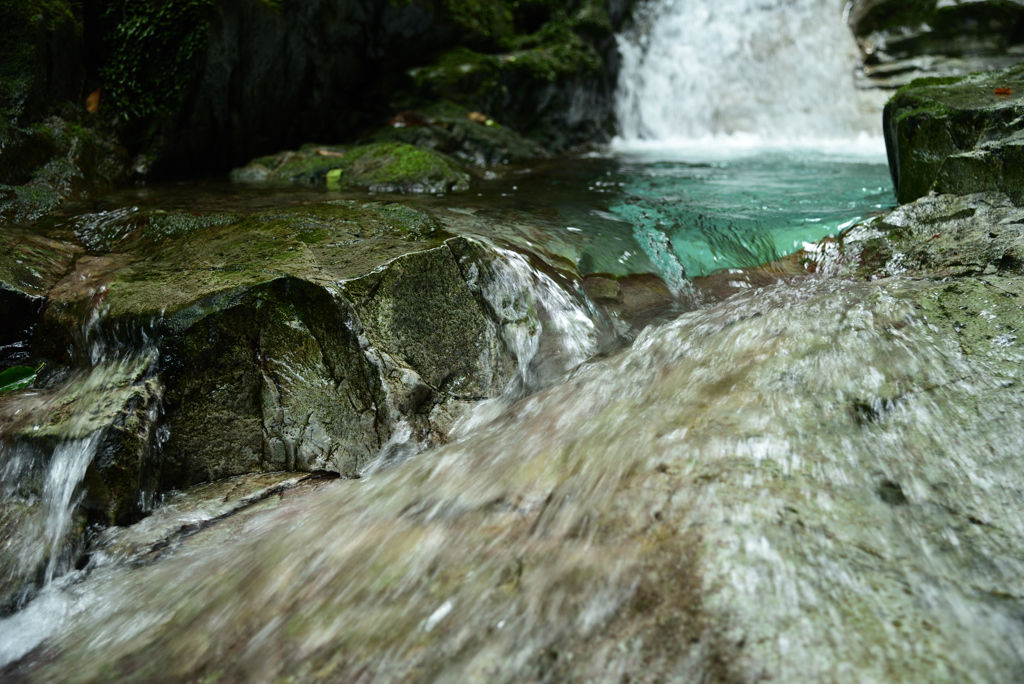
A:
[615,0,883,145]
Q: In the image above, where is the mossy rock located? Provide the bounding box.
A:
[232,142,471,193]
[366,100,548,165]
[337,142,471,193]
[883,63,1024,204]
[34,201,522,490]
[0,225,80,366]
[409,33,601,108]
[0,117,131,221]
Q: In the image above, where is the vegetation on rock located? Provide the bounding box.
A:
[884,63,1024,203]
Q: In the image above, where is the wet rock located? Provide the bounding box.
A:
[96,472,312,564]
[232,142,470,193]
[883,63,1024,204]
[19,275,1024,682]
[839,192,1024,279]
[0,227,80,367]
[0,353,161,613]
[852,0,1024,89]
[33,201,526,490]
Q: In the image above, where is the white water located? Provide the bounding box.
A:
[614,0,886,151]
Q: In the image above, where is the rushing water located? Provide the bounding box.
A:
[15,0,1024,681]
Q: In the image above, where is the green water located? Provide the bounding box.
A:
[58,149,893,301]
[608,150,894,286]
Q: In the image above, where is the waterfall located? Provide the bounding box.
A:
[614,0,885,148]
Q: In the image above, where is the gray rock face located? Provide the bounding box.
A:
[151,0,632,175]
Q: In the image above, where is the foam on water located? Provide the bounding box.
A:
[614,0,886,151]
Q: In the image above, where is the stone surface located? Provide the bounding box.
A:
[837,192,1024,279]
[883,63,1024,204]
[16,266,1024,682]
[22,201,528,491]
[366,101,548,166]
[231,142,471,193]
[0,199,541,613]
[852,0,1024,89]
[117,0,633,176]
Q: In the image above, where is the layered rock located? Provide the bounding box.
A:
[851,0,1024,89]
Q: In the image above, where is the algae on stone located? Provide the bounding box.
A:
[232,142,471,193]
[884,63,1024,204]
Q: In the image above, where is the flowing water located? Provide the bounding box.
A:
[10,0,1024,681]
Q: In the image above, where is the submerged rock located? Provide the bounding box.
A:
[883,63,1024,204]
[232,142,471,193]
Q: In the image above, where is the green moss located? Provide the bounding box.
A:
[889,75,968,104]
[442,0,513,39]
[101,0,218,120]
[274,155,348,184]
[233,143,470,193]
[338,142,470,192]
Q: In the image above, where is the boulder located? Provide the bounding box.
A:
[231,142,471,193]
[26,201,524,490]
[0,199,543,609]
[883,63,1024,204]
[365,101,548,166]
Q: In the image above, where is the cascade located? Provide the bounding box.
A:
[615,0,882,146]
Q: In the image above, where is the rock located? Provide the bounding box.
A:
[852,0,1024,89]
[232,142,471,193]
[883,63,1024,204]
[24,201,529,491]
[114,0,631,176]
[0,352,161,613]
[18,270,1024,682]
[838,192,1024,279]
[96,471,314,564]
[0,199,543,608]
[366,101,548,166]
[0,226,80,367]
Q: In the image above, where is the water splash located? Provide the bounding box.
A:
[615,0,884,147]
[451,247,599,439]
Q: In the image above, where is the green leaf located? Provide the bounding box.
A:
[0,364,41,393]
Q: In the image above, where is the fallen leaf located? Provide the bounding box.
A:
[86,88,101,113]
[995,87,1012,96]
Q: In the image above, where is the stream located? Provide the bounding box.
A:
[6,0,1024,682]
